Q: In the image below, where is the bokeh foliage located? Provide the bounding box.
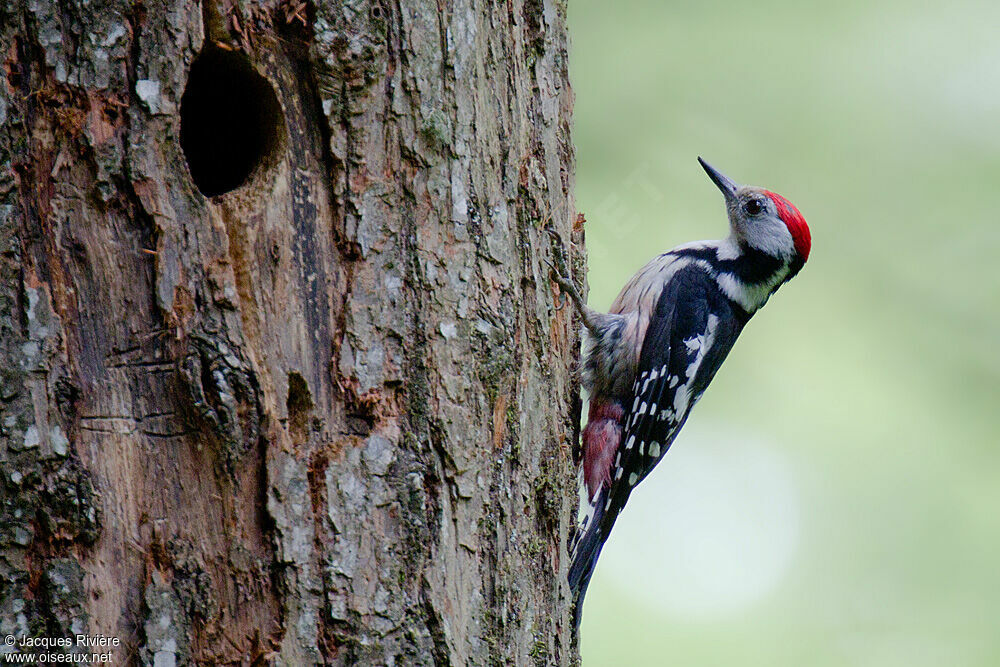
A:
[571,1,1000,664]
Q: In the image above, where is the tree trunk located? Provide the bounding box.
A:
[0,0,581,664]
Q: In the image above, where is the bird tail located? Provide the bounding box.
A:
[569,481,609,629]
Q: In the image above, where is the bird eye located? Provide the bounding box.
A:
[743,198,764,216]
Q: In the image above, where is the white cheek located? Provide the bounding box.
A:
[742,217,795,259]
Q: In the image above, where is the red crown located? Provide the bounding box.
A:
[764,191,810,261]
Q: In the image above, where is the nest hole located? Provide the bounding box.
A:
[180,46,283,197]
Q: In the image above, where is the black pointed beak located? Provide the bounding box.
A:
[698,157,738,201]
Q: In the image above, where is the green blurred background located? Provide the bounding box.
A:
[570,0,1000,664]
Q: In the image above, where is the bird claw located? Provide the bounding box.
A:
[542,257,571,310]
[554,290,570,311]
[544,226,587,313]
[544,257,585,314]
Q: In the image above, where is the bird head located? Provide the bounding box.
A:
[698,157,811,275]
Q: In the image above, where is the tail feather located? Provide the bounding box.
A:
[569,486,609,629]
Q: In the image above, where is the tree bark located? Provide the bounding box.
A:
[0,0,581,664]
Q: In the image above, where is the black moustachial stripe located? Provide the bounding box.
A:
[670,244,785,286]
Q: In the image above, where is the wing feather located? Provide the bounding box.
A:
[601,266,745,524]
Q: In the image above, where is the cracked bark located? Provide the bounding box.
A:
[0,0,582,664]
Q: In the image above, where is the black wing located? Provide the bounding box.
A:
[600,264,747,530]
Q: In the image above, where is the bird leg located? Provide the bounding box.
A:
[544,226,609,336]
[545,258,605,336]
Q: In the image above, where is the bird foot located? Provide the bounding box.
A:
[543,257,573,310]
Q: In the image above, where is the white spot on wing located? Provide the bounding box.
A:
[673,315,720,420]
[629,472,638,486]
[649,441,661,458]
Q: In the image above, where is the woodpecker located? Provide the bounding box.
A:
[553,158,811,628]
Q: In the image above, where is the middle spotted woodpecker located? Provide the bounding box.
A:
[552,157,811,627]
